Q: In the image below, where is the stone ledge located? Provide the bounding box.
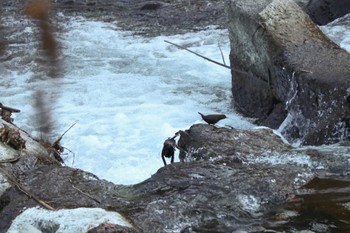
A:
[226,0,350,145]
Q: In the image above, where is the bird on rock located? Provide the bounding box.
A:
[161,137,176,166]
[198,112,227,125]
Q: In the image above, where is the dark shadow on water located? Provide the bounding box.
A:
[268,177,350,232]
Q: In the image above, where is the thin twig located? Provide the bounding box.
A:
[164,40,231,70]
[0,166,56,210]
[218,42,226,66]
[69,179,101,204]
[54,121,78,145]
[62,147,75,167]
[164,40,256,77]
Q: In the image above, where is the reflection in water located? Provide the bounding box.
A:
[269,177,350,232]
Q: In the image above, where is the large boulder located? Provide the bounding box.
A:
[225,0,350,145]
[0,119,138,232]
[1,121,350,232]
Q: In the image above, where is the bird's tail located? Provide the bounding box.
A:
[198,112,204,117]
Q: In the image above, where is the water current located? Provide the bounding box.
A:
[1,10,350,233]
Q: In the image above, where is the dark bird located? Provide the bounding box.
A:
[161,137,176,166]
[198,112,227,125]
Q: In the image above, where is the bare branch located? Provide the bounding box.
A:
[164,40,231,70]
[69,179,101,204]
[218,42,226,66]
[54,121,78,145]
[164,40,252,77]
[0,166,56,210]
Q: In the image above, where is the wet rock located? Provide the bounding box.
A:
[50,0,227,36]
[177,124,292,162]
[0,119,60,232]
[0,185,38,232]
[226,0,350,145]
[0,173,11,196]
[139,1,163,11]
[1,0,226,37]
[0,18,5,58]
[1,122,350,232]
[87,222,139,233]
[126,160,310,232]
[1,0,24,9]
[306,0,350,25]
[124,124,310,232]
[1,1,350,231]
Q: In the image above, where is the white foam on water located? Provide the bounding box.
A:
[320,13,350,53]
[0,15,255,185]
[2,12,349,186]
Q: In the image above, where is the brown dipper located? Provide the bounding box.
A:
[198,112,227,125]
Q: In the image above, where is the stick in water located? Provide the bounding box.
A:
[218,42,226,66]
[164,40,231,70]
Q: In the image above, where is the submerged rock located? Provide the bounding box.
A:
[225,0,350,145]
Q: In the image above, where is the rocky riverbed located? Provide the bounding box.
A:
[1,0,350,232]
[1,120,350,232]
[1,0,227,37]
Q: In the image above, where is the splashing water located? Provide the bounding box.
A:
[1,15,254,184]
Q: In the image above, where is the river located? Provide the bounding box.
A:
[1,8,350,233]
[0,13,255,185]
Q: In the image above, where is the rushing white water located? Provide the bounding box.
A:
[1,15,254,185]
[320,13,350,53]
[1,11,349,186]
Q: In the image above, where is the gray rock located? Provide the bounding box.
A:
[225,0,350,145]
[87,222,138,233]
[0,172,10,194]
[1,122,350,232]
[306,0,350,25]
[51,0,227,37]
[1,1,350,231]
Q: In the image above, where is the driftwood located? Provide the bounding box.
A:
[164,40,253,78]
[0,103,20,113]
[164,40,231,69]
[0,103,21,123]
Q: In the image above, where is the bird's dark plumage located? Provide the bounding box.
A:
[161,138,176,166]
[198,112,227,125]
